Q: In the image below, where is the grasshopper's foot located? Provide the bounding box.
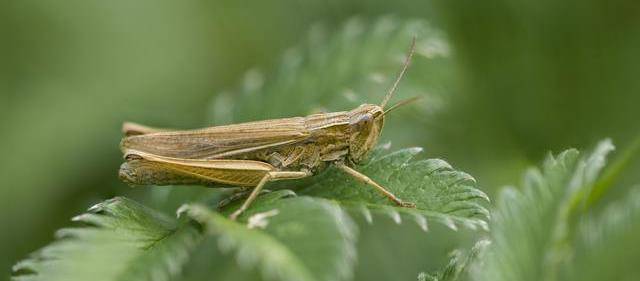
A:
[389,196,416,208]
[400,201,416,208]
[229,209,242,221]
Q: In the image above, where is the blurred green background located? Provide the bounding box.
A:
[1,0,639,280]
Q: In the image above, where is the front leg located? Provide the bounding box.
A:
[335,163,416,208]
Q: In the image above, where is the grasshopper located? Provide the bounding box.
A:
[119,39,418,220]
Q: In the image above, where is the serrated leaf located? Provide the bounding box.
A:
[179,192,357,281]
[12,197,200,281]
[473,140,618,281]
[299,146,490,232]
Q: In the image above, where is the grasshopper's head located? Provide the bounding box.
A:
[347,37,418,164]
[347,104,385,163]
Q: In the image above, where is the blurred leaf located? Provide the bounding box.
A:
[472,140,623,281]
[585,134,640,208]
[418,240,489,281]
[564,188,640,281]
[216,17,440,118]
[179,192,357,281]
[12,197,200,281]
[12,192,359,281]
[300,146,489,232]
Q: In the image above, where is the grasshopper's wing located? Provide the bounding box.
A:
[120,150,277,186]
[122,122,169,136]
[121,117,310,159]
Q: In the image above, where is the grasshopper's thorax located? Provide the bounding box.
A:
[347,104,384,164]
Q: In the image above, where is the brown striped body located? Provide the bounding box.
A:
[119,104,384,186]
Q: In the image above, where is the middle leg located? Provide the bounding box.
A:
[229,170,311,220]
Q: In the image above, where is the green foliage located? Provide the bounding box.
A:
[471,139,640,281]
[12,197,201,281]
[9,12,640,281]
[179,192,357,281]
[300,146,489,231]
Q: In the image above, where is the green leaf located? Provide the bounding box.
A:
[418,240,490,281]
[299,146,490,232]
[472,140,618,281]
[178,191,357,281]
[12,197,201,281]
[13,193,358,281]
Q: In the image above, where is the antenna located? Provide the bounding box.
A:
[380,36,417,109]
[382,96,421,116]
